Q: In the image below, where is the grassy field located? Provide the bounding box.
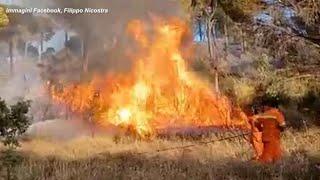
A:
[0,127,319,180]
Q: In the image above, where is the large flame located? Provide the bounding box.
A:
[51,18,248,138]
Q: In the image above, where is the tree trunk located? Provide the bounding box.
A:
[38,44,41,62]
[224,20,229,47]
[82,38,88,73]
[224,18,229,60]
[6,166,11,180]
[38,32,44,62]
[241,28,246,53]
[65,30,69,46]
[206,20,213,59]
[40,32,44,52]
[206,19,220,94]
[198,19,203,41]
[212,23,220,94]
[24,41,28,59]
[9,39,13,76]
[214,70,219,94]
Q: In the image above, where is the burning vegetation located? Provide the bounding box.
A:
[0,0,320,179]
[50,18,248,138]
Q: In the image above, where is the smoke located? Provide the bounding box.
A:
[43,0,186,83]
[1,0,188,139]
[26,118,89,140]
[1,0,186,99]
[0,61,42,102]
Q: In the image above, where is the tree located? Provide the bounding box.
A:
[188,0,221,93]
[0,6,9,28]
[29,16,56,61]
[0,98,31,180]
[0,98,31,147]
[180,0,320,92]
[217,0,320,46]
[51,0,98,75]
[0,4,55,75]
[51,0,183,76]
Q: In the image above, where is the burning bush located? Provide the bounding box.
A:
[50,18,249,138]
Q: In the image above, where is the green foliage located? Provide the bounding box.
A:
[287,0,320,25]
[232,79,256,105]
[268,79,309,99]
[0,149,22,168]
[298,91,320,122]
[0,6,9,28]
[0,99,10,136]
[0,98,31,180]
[249,54,316,100]
[192,58,211,75]
[218,0,262,23]
[0,5,55,44]
[220,76,256,106]
[178,0,192,14]
[0,148,23,180]
[0,98,31,148]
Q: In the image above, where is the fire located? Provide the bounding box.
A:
[118,108,132,124]
[50,18,249,138]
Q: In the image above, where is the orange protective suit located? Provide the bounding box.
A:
[250,107,286,163]
[249,117,263,160]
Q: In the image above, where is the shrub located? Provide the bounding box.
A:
[0,98,31,180]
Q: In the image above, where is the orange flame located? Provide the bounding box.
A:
[51,18,248,138]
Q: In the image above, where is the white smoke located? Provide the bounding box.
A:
[1,0,186,140]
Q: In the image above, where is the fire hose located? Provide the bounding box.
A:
[136,131,320,155]
[137,132,251,155]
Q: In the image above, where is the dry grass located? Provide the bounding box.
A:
[0,128,320,180]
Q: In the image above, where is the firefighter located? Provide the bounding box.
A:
[248,115,264,160]
[245,105,263,161]
[251,105,286,163]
